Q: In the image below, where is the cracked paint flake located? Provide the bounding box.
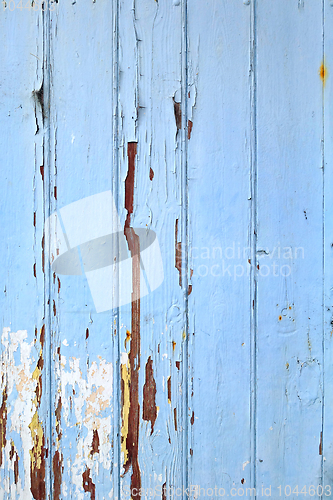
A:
[142,357,157,435]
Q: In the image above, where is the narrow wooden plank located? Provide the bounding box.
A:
[256,0,324,492]
[323,0,333,493]
[0,6,50,500]
[117,1,185,498]
[48,2,115,498]
[187,0,253,493]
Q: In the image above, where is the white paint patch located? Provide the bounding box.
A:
[0,328,113,500]
[58,355,113,499]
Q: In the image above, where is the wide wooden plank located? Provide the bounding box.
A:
[187,0,253,493]
[48,2,116,498]
[117,1,186,498]
[256,0,324,493]
[0,6,50,500]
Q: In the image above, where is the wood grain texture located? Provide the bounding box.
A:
[256,0,324,491]
[187,0,253,492]
[0,6,52,500]
[0,1,333,499]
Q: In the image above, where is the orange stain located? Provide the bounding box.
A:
[319,62,328,86]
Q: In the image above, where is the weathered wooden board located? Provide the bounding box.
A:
[0,1,332,499]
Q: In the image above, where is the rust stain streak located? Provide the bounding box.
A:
[10,441,19,484]
[149,167,154,181]
[53,393,63,500]
[319,431,323,455]
[173,97,182,131]
[142,357,157,435]
[41,236,45,274]
[82,466,96,500]
[123,142,141,498]
[0,386,8,467]
[167,376,171,404]
[53,451,62,500]
[40,165,44,182]
[175,219,182,287]
[188,119,193,140]
[162,482,167,500]
[191,411,194,426]
[86,328,89,340]
[173,408,178,432]
[175,361,180,370]
[90,429,100,456]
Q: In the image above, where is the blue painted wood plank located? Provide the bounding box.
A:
[117,1,186,498]
[324,0,333,492]
[48,1,116,498]
[0,7,51,500]
[187,0,253,493]
[256,0,324,492]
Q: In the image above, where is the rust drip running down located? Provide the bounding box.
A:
[0,386,8,467]
[53,451,63,500]
[123,142,142,498]
[319,431,323,455]
[54,186,57,200]
[82,467,96,500]
[149,167,154,181]
[175,361,180,370]
[34,211,36,227]
[53,300,56,317]
[190,448,193,456]
[90,429,100,456]
[173,408,178,432]
[86,328,89,340]
[33,263,37,278]
[175,219,182,287]
[173,97,182,131]
[41,236,45,274]
[162,483,167,500]
[191,411,194,426]
[188,120,193,140]
[10,441,19,484]
[40,165,44,182]
[188,284,192,296]
[167,376,171,404]
[142,357,157,435]
[57,277,61,293]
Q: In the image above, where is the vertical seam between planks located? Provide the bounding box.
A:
[113,0,121,496]
[42,2,52,498]
[181,0,189,492]
[250,0,257,495]
[321,0,325,490]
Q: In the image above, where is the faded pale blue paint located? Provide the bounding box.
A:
[0,0,332,499]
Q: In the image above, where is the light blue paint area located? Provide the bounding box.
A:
[0,0,332,498]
